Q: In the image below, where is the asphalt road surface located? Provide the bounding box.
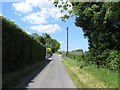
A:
[25,54,76,88]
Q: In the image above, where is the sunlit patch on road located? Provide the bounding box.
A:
[48,57,54,60]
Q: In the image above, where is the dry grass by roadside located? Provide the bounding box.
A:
[62,58,118,88]
[63,61,87,88]
[70,66,109,88]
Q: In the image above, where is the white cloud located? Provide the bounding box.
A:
[0,13,2,16]
[21,8,65,24]
[30,24,61,33]
[26,0,53,8]
[46,8,65,19]
[12,0,54,14]
[12,0,70,33]
[25,31,30,34]
[11,19,14,22]
[21,12,47,24]
[13,0,67,19]
[12,2,33,13]
[59,41,63,44]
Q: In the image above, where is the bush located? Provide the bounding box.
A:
[67,53,86,61]
[75,54,84,61]
[94,50,110,67]
[106,50,120,71]
[56,51,63,54]
[67,50,119,71]
[88,49,119,71]
[67,53,76,59]
[79,61,87,69]
[2,16,46,74]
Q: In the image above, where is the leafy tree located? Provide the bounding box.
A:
[49,39,60,53]
[43,33,51,39]
[38,36,46,45]
[31,33,46,45]
[31,33,60,53]
[54,2,120,70]
[31,33,39,38]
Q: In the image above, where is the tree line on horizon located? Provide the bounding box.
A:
[31,33,60,53]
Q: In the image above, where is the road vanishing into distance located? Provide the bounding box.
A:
[22,54,76,88]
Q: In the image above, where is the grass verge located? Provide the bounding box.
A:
[62,60,87,88]
[3,60,49,88]
[62,58,118,88]
[83,64,118,88]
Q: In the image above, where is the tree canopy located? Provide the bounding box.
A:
[31,33,60,53]
[54,2,120,70]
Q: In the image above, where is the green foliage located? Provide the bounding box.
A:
[75,54,84,61]
[67,53,88,69]
[63,58,118,88]
[31,33,60,53]
[43,33,60,53]
[31,33,39,38]
[43,33,51,39]
[2,16,46,74]
[54,2,120,71]
[67,50,120,71]
[67,53,76,59]
[50,39,60,53]
[106,50,120,71]
[83,64,118,88]
[72,49,83,53]
[67,53,85,61]
[89,50,120,71]
[31,33,46,45]
[62,59,87,88]
[56,50,63,54]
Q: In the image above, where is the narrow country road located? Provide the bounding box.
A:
[25,54,76,88]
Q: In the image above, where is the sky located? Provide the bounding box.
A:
[1,0,89,52]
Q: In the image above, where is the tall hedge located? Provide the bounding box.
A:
[2,16,46,74]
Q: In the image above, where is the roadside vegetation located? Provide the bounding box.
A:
[2,16,60,88]
[54,2,120,88]
[62,57,118,88]
[2,16,45,88]
[31,33,60,53]
[2,16,46,75]
[56,50,63,54]
[54,2,120,71]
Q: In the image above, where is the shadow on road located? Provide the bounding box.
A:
[14,60,52,89]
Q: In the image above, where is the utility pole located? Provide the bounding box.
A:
[66,27,68,55]
[45,43,48,60]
